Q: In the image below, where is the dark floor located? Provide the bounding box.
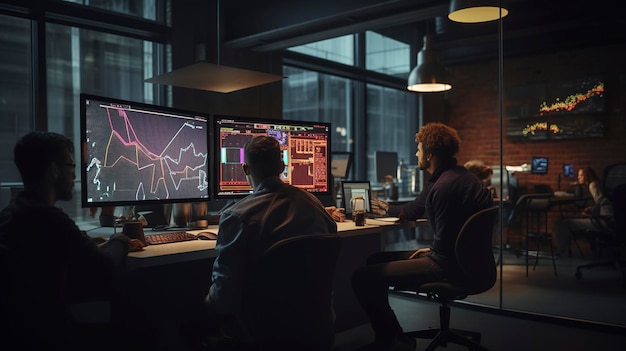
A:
[332,294,626,351]
[327,228,626,351]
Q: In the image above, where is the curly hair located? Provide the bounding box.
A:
[415,122,461,162]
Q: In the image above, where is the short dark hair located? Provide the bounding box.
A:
[244,135,284,178]
[415,122,461,162]
[14,131,74,185]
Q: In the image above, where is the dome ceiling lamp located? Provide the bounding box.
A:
[448,0,509,23]
[407,34,452,93]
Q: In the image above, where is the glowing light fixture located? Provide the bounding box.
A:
[407,35,451,93]
[448,0,508,23]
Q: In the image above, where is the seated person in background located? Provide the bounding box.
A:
[554,166,613,257]
[357,123,494,351]
[0,131,150,350]
[464,159,497,198]
[188,135,338,347]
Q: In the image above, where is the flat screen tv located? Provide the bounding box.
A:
[531,156,549,174]
[214,115,331,199]
[563,164,575,178]
[80,94,210,208]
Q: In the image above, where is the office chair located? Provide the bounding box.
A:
[523,195,558,277]
[393,206,499,351]
[239,234,342,351]
[575,180,626,287]
[505,193,557,276]
[0,243,65,350]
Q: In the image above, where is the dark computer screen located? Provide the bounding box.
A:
[331,152,353,179]
[214,116,331,198]
[80,94,210,207]
[531,156,549,174]
[563,164,575,178]
[375,151,398,183]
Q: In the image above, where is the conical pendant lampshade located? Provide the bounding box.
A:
[448,0,508,23]
[407,35,451,93]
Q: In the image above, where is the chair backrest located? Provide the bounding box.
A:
[610,183,626,244]
[602,162,626,198]
[454,206,499,295]
[240,234,342,350]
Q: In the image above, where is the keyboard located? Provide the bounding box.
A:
[145,231,198,245]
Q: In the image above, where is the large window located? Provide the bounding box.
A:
[288,35,354,66]
[0,14,32,184]
[0,2,169,219]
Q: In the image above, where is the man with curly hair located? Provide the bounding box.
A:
[354,123,494,351]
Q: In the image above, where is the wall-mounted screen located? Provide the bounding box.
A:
[80,94,210,207]
[531,156,549,174]
[214,116,331,199]
[563,164,575,178]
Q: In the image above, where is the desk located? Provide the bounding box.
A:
[86,218,415,333]
[87,220,402,269]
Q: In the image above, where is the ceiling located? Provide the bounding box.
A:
[222,0,624,66]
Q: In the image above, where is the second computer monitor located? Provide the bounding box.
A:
[214,116,332,199]
[341,181,373,217]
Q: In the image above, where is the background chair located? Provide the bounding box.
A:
[393,206,499,351]
[239,234,342,351]
[575,163,626,286]
[523,195,558,277]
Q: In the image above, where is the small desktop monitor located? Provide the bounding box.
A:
[214,116,332,199]
[375,151,398,183]
[341,181,372,217]
[531,156,549,174]
[563,164,575,178]
[80,94,210,208]
[331,152,353,179]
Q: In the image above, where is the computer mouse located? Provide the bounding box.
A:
[197,231,218,240]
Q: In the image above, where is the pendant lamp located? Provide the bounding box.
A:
[145,0,283,93]
[448,0,508,23]
[407,35,451,93]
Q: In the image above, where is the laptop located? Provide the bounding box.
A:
[341,181,372,219]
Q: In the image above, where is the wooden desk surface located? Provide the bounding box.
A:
[113,219,417,269]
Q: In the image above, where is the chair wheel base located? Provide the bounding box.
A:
[404,328,488,351]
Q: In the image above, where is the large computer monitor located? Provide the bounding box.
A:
[80,94,210,208]
[214,115,332,199]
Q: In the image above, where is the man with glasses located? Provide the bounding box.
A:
[0,131,151,350]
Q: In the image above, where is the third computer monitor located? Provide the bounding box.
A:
[214,115,332,200]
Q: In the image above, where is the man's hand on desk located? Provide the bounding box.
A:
[409,247,431,259]
[325,206,346,222]
[128,239,145,252]
[371,198,390,216]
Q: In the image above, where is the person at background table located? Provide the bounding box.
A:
[0,131,150,350]
[358,123,494,351]
[188,135,338,347]
[554,166,614,257]
[464,159,497,199]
